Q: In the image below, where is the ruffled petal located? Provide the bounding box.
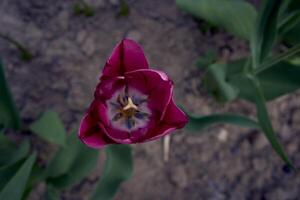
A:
[143,99,188,142]
[88,100,109,126]
[102,39,149,77]
[124,69,173,121]
[94,76,125,101]
[104,113,157,144]
[78,114,116,148]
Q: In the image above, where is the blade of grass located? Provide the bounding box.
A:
[246,74,294,169]
[254,43,300,75]
[0,59,21,129]
[0,153,36,200]
[251,0,283,68]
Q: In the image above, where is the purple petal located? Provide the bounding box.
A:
[144,99,188,142]
[88,100,109,126]
[94,76,125,101]
[102,39,149,77]
[78,114,116,148]
[124,69,173,121]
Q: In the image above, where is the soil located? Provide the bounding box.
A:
[0,0,300,200]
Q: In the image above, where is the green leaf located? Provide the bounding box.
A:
[278,0,294,18]
[196,48,218,69]
[255,43,300,74]
[30,111,66,146]
[283,22,300,44]
[0,153,36,200]
[229,61,300,102]
[279,0,300,44]
[256,61,300,100]
[0,133,15,151]
[0,140,16,167]
[278,10,300,35]
[91,145,133,200]
[0,160,24,190]
[251,0,283,68]
[204,63,238,102]
[0,136,29,167]
[186,113,260,132]
[46,131,99,189]
[44,184,60,200]
[176,0,256,40]
[0,59,21,129]
[246,74,294,169]
[24,163,47,197]
[5,141,30,166]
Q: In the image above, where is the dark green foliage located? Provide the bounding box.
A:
[0,153,36,200]
[30,111,66,146]
[176,0,257,40]
[178,0,300,168]
[0,60,21,129]
[91,145,133,200]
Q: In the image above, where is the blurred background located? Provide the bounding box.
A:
[0,0,300,199]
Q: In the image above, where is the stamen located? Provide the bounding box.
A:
[112,113,123,121]
[133,97,147,105]
[107,87,150,132]
[123,97,138,111]
[135,111,149,119]
[110,102,121,109]
[117,94,128,106]
[126,118,135,129]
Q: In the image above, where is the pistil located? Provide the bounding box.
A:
[122,97,138,118]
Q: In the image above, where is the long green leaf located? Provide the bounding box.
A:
[204,63,238,102]
[278,0,294,18]
[46,131,99,189]
[251,0,283,68]
[246,74,294,169]
[30,111,66,146]
[0,160,24,190]
[187,113,260,132]
[230,61,300,102]
[255,43,300,74]
[279,0,300,44]
[91,145,133,200]
[0,137,29,167]
[5,140,30,166]
[0,134,15,166]
[0,59,21,129]
[0,153,36,200]
[256,61,300,100]
[283,22,300,44]
[278,10,300,35]
[176,0,256,40]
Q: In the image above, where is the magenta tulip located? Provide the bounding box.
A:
[78,39,188,148]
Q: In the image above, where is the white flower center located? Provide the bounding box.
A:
[107,87,151,132]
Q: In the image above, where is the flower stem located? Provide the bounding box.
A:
[163,135,171,162]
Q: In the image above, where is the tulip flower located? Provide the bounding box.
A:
[79,39,188,148]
